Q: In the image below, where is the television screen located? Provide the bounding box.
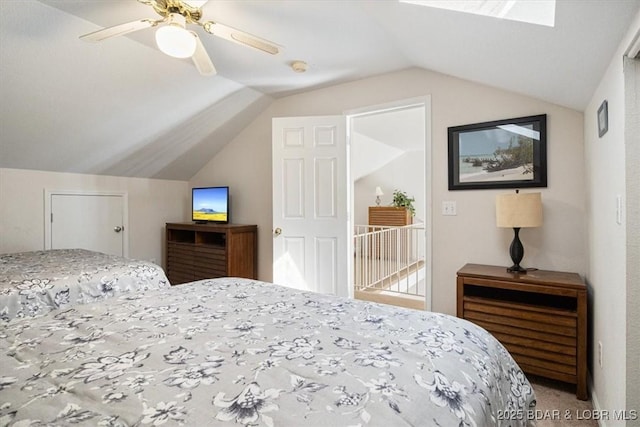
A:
[192,187,229,223]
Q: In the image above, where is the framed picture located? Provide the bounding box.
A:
[597,100,608,137]
[448,114,547,190]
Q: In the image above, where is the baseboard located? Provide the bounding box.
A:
[589,375,607,427]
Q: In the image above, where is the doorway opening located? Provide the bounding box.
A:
[347,97,431,310]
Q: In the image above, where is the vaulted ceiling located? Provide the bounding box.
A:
[1,0,638,180]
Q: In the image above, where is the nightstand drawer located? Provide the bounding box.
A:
[463,296,577,333]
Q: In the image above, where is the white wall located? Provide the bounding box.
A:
[191,67,586,316]
[583,8,640,425]
[0,168,188,265]
[624,56,640,426]
[351,131,404,182]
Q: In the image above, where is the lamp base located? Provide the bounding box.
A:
[507,227,526,274]
[507,265,527,274]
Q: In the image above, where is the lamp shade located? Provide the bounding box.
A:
[375,186,384,196]
[496,192,542,228]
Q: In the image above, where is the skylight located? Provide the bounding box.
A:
[399,0,556,27]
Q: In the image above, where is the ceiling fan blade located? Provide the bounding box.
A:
[80,19,159,42]
[191,32,216,76]
[183,0,209,8]
[202,21,280,55]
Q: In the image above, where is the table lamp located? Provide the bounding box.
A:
[375,187,384,206]
[496,190,542,273]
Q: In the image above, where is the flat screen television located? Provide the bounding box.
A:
[192,186,229,224]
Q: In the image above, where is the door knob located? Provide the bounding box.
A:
[114,226,123,233]
[273,227,282,236]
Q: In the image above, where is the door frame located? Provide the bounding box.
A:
[345,95,432,310]
[43,189,129,257]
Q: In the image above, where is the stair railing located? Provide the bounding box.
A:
[353,223,425,297]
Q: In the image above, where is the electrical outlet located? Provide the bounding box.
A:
[598,341,603,368]
[442,201,457,216]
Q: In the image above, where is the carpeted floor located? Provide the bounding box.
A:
[529,375,598,426]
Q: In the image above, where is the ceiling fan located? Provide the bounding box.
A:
[79,0,280,76]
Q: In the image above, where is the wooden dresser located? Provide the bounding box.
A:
[456,263,588,400]
[368,206,412,227]
[165,222,257,285]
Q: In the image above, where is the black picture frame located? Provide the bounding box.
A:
[448,114,547,190]
[597,100,608,137]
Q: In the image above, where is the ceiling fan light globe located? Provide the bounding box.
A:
[155,25,197,58]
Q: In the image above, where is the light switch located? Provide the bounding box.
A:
[442,201,457,216]
[616,195,623,225]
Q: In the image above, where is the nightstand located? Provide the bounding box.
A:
[456,263,588,400]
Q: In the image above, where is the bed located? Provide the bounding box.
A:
[0,249,169,322]
[0,277,536,426]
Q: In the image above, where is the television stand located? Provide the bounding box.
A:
[165,222,257,285]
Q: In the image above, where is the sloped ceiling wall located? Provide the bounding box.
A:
[351,106,425,181]
[0,1,273,181]
[1,0,639,181]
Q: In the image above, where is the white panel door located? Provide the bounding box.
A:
[272,116,349,296]
[49,193,126,256]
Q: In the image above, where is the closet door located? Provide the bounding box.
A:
[47,192,127,256]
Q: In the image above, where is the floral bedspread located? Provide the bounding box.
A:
[0,278,536,426]
[0,249,169,321]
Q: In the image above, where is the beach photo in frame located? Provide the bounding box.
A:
[448,114,547,190]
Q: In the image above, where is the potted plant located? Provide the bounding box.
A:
[391,190,415,217]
